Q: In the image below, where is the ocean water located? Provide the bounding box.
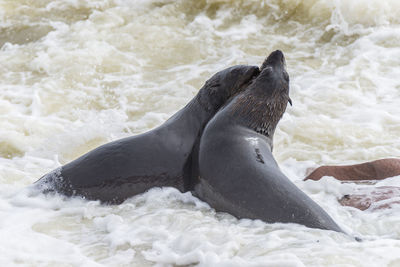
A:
[1,0,400,266]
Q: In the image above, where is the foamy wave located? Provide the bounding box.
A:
[205,0,400,30]
[1,0,400,265]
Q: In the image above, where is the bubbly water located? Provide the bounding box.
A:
[1,0,400,266]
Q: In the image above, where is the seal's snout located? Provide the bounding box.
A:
[255,50,291,106]
[269,50,284,61]
[261,50,285,70]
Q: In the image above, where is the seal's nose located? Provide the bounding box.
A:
[261,50,285,70]
[272,50,284,61]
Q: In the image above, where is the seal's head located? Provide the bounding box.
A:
[231,50,291,140]
[256,50,291,106]
[197,65,260,112]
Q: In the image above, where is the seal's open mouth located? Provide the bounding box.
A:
[237,66,261,93]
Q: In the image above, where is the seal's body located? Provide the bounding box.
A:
[305,158,400,212]
[339,186,400,211]
[196,51,343,232]
[35,65,259,203]
[305,158,400,181]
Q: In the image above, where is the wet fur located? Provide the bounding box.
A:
[34,65,259,203]
[196,51,344,232]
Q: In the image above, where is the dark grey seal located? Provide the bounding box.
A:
[34,65,260,203]
[195,50,344,232]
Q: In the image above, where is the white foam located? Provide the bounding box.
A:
[2,0,400,265]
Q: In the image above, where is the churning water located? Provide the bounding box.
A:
[1,0,400,266]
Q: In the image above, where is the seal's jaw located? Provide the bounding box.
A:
[198,65,261,113]
[228,65,260,95]
[217,65,261,104]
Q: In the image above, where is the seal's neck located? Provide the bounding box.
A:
[231,88,289,140]
[193,85,221,116]
[162,83,224,137]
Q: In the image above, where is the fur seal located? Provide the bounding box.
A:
[195,50,343,232]
[304,158,400,182]
[305,158,400,211]
[340,186,400,211]
[34,65,260,203]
